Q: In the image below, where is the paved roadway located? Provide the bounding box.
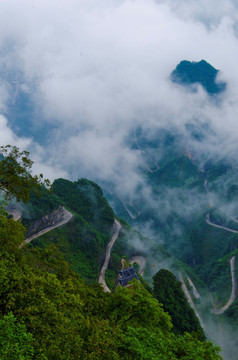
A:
[20,207,73,247]
[98,219,122,292]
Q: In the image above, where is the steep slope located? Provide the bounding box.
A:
[153,269,204,338]
[18,169,236,358]
[0,178,222,359]
[22,178,115,283]
[0,235,221,359]
[21,178,199,290]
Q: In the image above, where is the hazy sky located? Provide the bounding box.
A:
[1,0,238,191]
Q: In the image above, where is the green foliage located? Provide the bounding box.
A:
[0,213,221,359]
[107,281,172,332]
[120,327,221,360]
[153,269,204,338]
[0,145,50,203]
[23,188,61,221]
[188,214,234,283]
[0,313,34,359]
[0,214,25,252]
[206,162,231,183]
[0,247,86,359]
[33,215,108,282]
[53,178,114,233]
[148,156,199,188]
[227,184,238,201]
[0,144,225,359]
[21,177,115,283]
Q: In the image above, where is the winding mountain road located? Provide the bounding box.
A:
[21,207,73,247]
[7,207,22,221]
[187,277,200,299]
[179,273,202,324]
[121,200,137,220]
[212,256,236,315]
[98,219,122,292]
[10,209,22,221]
[205,214,237,313]
[206,213,238,234]
[129,256,146,275]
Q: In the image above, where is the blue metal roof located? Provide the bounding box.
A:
[118,266,140,286]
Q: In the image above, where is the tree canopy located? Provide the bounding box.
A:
[153,269,204,339]
[0,146,222,359]
[0,145,50,203]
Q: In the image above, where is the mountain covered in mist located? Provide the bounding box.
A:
[1,175,223,359]
[171,60,226,94]
[100,60,237,360]
[20,178,195,288]
[1,59,236,359]
[1,0,238,356]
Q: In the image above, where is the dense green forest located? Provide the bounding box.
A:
[153,269,204,338]
[22,178,115,283]
[0,145,222,359]
[0,214,222,359]
[24,177,204,292]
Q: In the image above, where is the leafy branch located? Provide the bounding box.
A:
[0,145,51,203]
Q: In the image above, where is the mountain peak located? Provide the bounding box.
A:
[171,59,226,95]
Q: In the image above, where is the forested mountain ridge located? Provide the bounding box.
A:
[0,147,221,358]
[21,178,115,283]
[20,177,201,290]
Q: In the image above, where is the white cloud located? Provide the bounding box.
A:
[1,3,238,352]
[155,0,238,30]
[0,0,238,190]
[0,115,30,149]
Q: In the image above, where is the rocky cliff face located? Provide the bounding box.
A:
[25,206,67,237]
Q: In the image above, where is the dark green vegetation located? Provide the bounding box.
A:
[0,145,50,203]
[171,60,226,95]
[105,221,204,292]
[24,178,115,283]
[24,177,197,289]
[0,213,222,359]
[53,178,114,234]
[153,269,204,338]
[111,139,238,295]
[0,146,222,358]
[0,313,34,359]
[22,189,61,222]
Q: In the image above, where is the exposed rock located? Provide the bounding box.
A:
[25,205,69,237]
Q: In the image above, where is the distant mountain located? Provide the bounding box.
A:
[105,86,238,358]
[171,59,226,94]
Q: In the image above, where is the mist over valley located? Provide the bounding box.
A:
[1,1,238,359]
